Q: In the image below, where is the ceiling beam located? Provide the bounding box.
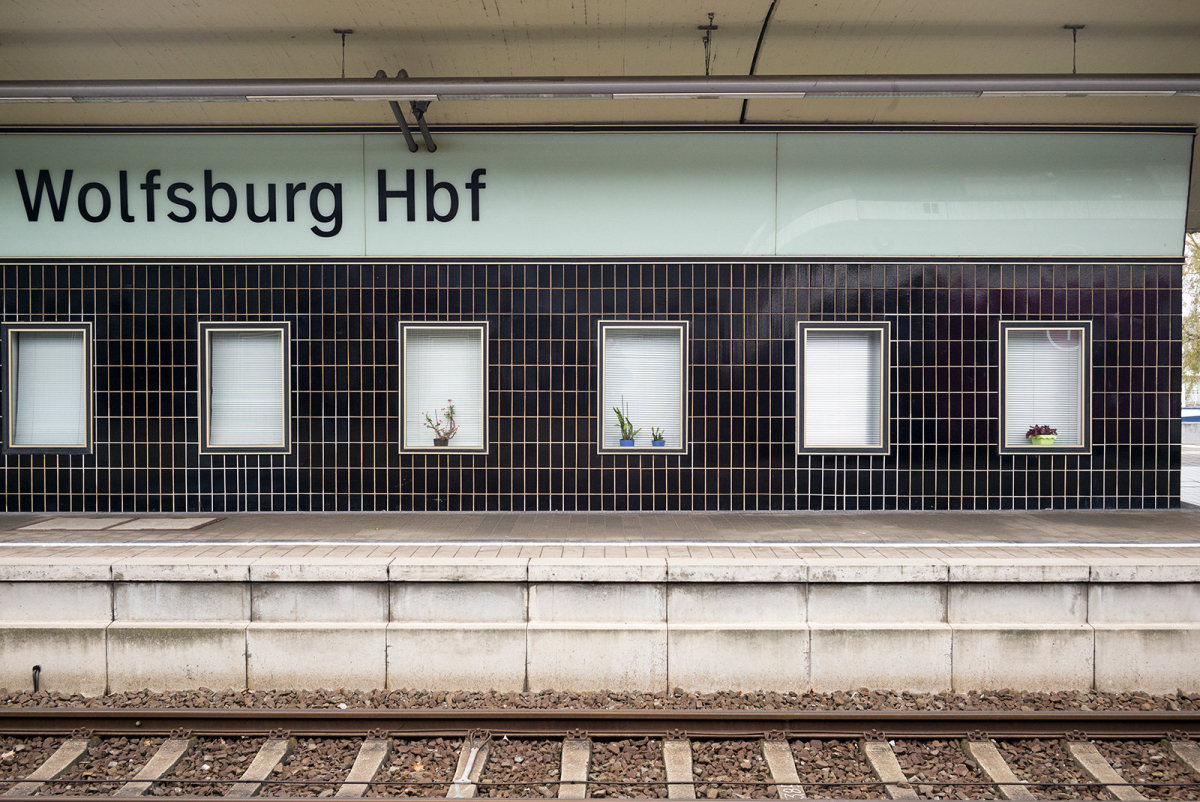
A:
[3,74,1200,103]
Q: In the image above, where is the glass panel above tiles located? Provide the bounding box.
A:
[199,322,291,454]
[400,323,489,454]
[0,132,1189,258]
[797,322,890,456]
[1000,321,1092,455]
[2,322,93,455]
[599,321,688,455]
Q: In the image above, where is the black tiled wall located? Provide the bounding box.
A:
[0,261,1181,512]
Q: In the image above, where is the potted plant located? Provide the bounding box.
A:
[613,407,641,446]
[651,427,666,447]
[424,400,459,446]
[1026,424,1057,446]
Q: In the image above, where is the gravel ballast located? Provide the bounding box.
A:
[1095,740,1200,801]
[0,737,63,785]
[43,736,164,796]
[589,738,667,799]
[367,737,461,797]
[2,688,1197,712]
[691,739,774,799]
[150,736,266,796]
[892,739,992,800]
[478,737,561,798]
[261,737,359,798]
[791,739,878,799]
[995,739,1104,800]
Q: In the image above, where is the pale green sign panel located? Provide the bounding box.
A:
[0,132,1191,258]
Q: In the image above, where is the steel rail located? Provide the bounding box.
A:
[1,708,1198,739]
[2,73,1200,103]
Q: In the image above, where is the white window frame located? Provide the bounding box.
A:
[796,321,890,456]
[2,321,94,455]
[999,320,1092,456]
[597,320,689,455]
[199,321,292,455]
[398,322,490,455]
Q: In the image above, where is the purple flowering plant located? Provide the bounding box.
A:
[424,399,460,441]
[1025,424,1057,438]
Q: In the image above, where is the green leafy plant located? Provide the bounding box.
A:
[651,427,665,441]
[613,407,641,441]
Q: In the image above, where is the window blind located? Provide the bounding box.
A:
[208,330,286,447]
[1005,328,1083,446]
[404,328,485,449]
[803,329,883,448]
[12,330,88,447]
[602,327,684,448]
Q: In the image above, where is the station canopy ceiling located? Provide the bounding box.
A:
[3,0,1199,229]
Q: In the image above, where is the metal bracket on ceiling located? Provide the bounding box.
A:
[376,69,419,152]
[409,98,437,153]
[375,69,436,152]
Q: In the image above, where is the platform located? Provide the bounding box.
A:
[1,510,1199,698]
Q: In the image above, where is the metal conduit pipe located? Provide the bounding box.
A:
[2,73,1200,103]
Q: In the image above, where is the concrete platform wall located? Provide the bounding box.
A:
[1,558,1198,695]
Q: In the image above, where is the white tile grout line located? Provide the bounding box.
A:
[1,540,1200,549]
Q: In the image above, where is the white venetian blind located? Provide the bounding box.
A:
[404,328,485,449]
[1005,328,1083,447]
[12,330,88,447]
[803,329,883,448]
[208,330,286,447]
[602,327,684,448]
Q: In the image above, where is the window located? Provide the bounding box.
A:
[797,322,890,455]
[399,323,489,454]
[1000,321,1091,454]
[2,322,93,454]
[598,321,688,454]
[199,322,291,454]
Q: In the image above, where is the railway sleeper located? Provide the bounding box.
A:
[448,731,492,799]
[860,736,919,800]
[1063,738,1148,802]
[961,737,1036,801]
[2,732,98,797]
[1165,737,1200,781]
[3,729,1200,800]
[226,734,297,798]
[336,732,391,798]
[558,735,591,800]
[662,736,696,800]
[761,737,805,799]
[114,732,196,797]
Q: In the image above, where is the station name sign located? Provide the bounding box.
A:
[15,166,489,238]
[0,132,1190,258]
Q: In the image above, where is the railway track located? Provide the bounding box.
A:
[1,709,1199,801]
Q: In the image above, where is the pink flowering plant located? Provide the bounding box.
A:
[424,400,460,442]
[1025,424,1057,438]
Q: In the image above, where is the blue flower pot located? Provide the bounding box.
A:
[619,439,636,447]
[652,440,666,447]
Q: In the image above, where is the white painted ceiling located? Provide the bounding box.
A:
[2,0,1199,227]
